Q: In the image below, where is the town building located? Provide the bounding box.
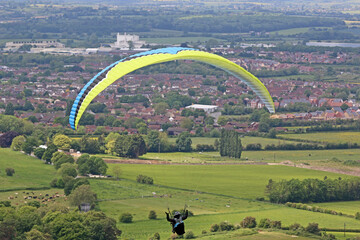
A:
[185,104,219,113]
[110,33,146,50]
[5,40,65,51]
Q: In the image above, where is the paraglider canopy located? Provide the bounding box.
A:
[69,47,274,130]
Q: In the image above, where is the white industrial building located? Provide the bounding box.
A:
[110,33,146,50]
[5,40,65,51]
[185,104,219,113]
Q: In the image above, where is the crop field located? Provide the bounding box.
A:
[0,148,56,191]
[279,132,360,144]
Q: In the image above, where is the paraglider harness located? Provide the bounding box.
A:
[166,207,188,235]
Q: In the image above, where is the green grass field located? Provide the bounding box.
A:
[0,148,56,191]
[102,147,360,165]
[312,201,360,216]
[143,37,222,44]
[279,132,360,144]
[108,164,345,200]
[166,136,302,149]
[98,162,360,239]
[270,27,330,36]
[2,147,360,239]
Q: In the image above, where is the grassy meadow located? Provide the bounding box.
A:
[108,164,343,199]
[0,148,56,191]
[167,136,302,149]
[97,163,360,239]
[2,142,360,239]
[312,201,360,216]
[279,132,360,144]
[138,148,360,164]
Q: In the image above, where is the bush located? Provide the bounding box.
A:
[195,144,215,152]
[184,231,195,239]
[27,201,41,208]
[151,232,160,240]
[270,220,281,229]
[245,143,262,151]
[355,212,360,220]
[289,223,303,231]
[240,216,256,228]
[210,224,219,232]
[119,213,133,223]
[258,218,271,228]
[170,233,183,239]
[305,222,320,235]
[5,168,15,176]
[136,175,154,185]
[0,201,11,207]
[201,230,207,234]
[321,232,336,239]
[219,221,234,231]
[34,147,46,159]
[148,210,157,220]
[56,178,65,188]
[50,178,58,188]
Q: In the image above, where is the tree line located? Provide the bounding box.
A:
[219,129,242,158]
[267,177,360,203]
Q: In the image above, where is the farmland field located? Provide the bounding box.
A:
[278,132,360,144]
[102,148,360,164]
[166,136,302,149]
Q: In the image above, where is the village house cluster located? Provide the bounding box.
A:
[1,46,360,134]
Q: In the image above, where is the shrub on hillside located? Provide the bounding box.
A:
[27,201,41,208]
[258,218,271,228]
[184,231,195,239]
[136,175,153,185]
[219,221,234,231]
[34,147,46,159]
[148,210,157,220]
[5,168,15,176]
[50,178,58,188]
[150,232,160,240]
[288,223,306,236]
[270,220,281,229]
[305,223,320,235]
[119,213,133,223]
[355,212,360,220]
[0,201,11,207]
[240,216,256,228]
[210,224,219,232]
[195,144,215,152]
